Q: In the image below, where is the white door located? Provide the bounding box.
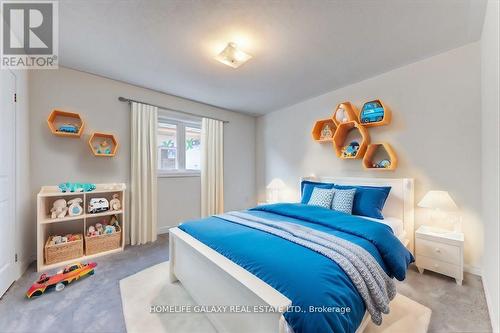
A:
[0,69,16,297]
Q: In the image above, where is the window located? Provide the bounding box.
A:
[158,116,201,177]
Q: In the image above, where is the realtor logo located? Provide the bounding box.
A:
[1,1,58,69]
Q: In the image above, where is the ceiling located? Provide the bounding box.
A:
[59,0,486,115]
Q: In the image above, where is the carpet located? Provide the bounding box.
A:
[120,262,432,333]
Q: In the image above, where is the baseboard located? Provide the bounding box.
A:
[482,275,499,333]
[157,225,171,235]
[464,264,482,276]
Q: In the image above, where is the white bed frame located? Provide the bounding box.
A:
[169,177,414,333]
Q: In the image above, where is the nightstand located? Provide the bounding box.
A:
[415,225,464,285]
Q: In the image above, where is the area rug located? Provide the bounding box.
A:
[120,262,432,333]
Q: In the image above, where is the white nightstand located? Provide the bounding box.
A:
[415,225,464,285]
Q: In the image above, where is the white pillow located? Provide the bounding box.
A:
[307,188,334,208]
[331,188,356,214]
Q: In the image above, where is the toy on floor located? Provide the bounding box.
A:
[58,182,96,193]
[96,140,112,155]
[26,262,97,298]
[88,197,109,214]
[50,199,68,219]
[67,198,83,216]
[109,194,121,211]
[341,141,360,158]
[57,123,79,134]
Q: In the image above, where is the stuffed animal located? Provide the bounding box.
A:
[104,225,115,234]
[50,199,68,219]
[67,198,83,216]
[109,215,120,228]
[109,194,121,211]
[87,226,97,237]
[95,223,104,235]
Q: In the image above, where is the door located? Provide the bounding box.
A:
[0,69,16,297]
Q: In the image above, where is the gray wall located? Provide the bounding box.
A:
[480,0,499,331]
[29,67,256,245]
[256,43,483,271]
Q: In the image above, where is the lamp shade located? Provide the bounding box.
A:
[418,191,458,211]
[266,178,285,190]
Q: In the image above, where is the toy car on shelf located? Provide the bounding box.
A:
[57,124,79,133]
[360,101,385,124]
[26,262,97,298]
[88,198,110,213]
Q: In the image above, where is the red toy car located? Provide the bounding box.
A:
[26,262,97,298]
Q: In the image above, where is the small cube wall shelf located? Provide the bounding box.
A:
[47,110,85,138]
[362,143,398,170]
[312,118,336,142]
[37,183,126,272]
[358,99,391,127]
[332,121,370,159]
[332,102,359,127]
[89,132,119,157]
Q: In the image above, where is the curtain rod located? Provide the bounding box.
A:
[118,97,229,124]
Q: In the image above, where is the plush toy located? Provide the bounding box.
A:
[109,194,121,211]
[95,223,104,235]
[50,199,68,219]
[58,182,96,193]
[104,225,115,234]
[109,215,120,228]
[87,226,97,237]
[67,198,83,216]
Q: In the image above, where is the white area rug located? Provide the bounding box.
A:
[120,262,431,333]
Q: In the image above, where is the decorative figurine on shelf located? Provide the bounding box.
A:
[372,159,391,168]
[26,262,97,298]
[96,140,112,155]
[88,198,110,214]
[57,123,79,134]
[109,194,121,211]
[341,141,360,158]
[50,199,68,219]
[335,106,349,123]
[67,198,83,216]
[58,182,96,193]
[320,124,333,140]
[360,100,385,124]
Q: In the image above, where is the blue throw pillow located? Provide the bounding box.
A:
[333,185,391,219]
[301,180,334,204]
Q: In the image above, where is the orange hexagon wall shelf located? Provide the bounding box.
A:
[88,132,119,157]
[332,102,359,127]
[47,110,85,138]
[312,118,336,143]
[332,121,370,159]
[362,143,398,170]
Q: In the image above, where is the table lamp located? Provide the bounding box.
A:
[266,178,285,203]
[418,190,460,231]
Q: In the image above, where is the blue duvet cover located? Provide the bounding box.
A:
[178,203,413,333]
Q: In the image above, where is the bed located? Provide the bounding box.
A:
[169,177,414,333]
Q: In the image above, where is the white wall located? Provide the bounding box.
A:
[29,67,256,244]
[480,1,500,331]
[256,43,483,271]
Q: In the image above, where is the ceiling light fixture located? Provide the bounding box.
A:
[215,42,252,69]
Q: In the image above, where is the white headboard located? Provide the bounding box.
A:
[301,176,415,254]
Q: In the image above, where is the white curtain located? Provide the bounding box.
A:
[130,102,158,245]
[201,118,224,217]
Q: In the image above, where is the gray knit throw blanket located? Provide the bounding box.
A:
[217,211,396,325]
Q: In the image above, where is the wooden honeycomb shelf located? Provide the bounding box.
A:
[332,121,370,159]
[362,143,398,170]
[88,132,119,157]
[47,110,85,138]
[332,102,359,127]
[312,118,336,143]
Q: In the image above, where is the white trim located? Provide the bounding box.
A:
[157,225,170,235]
[464,264,482,276]
[157,170,200,178]
[482,274,499,333]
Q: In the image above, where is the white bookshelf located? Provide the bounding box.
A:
[37,183,126,272]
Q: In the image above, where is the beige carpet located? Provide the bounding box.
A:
[120,262,431,333]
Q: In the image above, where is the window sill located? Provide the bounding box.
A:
[157,171,201,178]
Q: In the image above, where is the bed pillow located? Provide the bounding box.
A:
[300,180,335,204]
[333,185,391,219]
[307,188,334,209]
[331,188,356,214]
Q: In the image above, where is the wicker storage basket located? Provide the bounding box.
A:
[44,236,84,265]
[85,226,122,255]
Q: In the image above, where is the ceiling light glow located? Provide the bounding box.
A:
[215,42,252,69]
